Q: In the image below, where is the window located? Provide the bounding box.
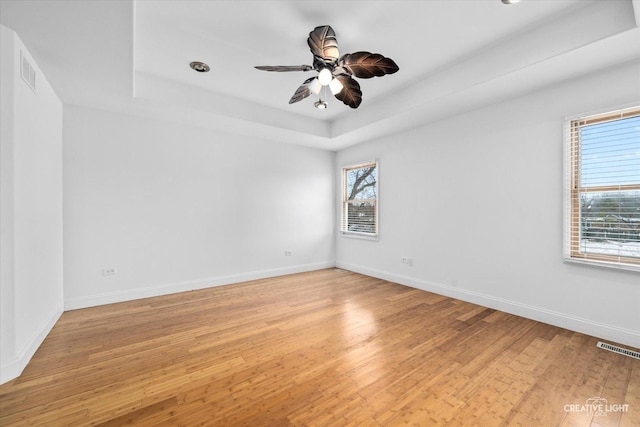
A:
[565,106,640,270]
[341,161,378,237]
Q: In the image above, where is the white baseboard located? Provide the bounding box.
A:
[0,305,63,385]
[336,261,640,349]
[64,261,336,311]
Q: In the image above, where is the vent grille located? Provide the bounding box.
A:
[597,342,640,359]
[20,51,36,92]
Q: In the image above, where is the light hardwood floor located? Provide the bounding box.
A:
[0,269,638,426]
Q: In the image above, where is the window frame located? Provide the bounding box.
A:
[340,160,379,239]
[564,106,640,272]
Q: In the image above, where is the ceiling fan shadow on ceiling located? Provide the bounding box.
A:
[255,25,399,109]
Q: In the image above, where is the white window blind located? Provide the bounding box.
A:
[565,106,640,270]
[341,162,378,237]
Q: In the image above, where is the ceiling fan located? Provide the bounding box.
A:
[255,25,399,109]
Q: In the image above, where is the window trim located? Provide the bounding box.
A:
[563,105,640,272]
[340,160,379,239]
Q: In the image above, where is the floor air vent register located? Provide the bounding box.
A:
[597,341,640,360]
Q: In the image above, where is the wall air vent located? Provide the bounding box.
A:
[20,51,36,93]
[596,341,640,359]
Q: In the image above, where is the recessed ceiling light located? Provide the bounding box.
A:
[189,61,210,72]
[501,0,520,4]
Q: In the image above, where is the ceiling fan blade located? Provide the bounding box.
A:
[307,26,340,63]
[289,77,316,104]
[339,52,399,78]
[255,65,313,72]
[333,75,362,109]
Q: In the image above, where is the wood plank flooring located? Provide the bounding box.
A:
[1,269,638,426]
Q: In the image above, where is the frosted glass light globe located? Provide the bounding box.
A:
[329,78,343,95]
[309,78,322,95]
[318,68,332,86]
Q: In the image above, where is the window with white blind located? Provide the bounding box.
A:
[564,106,640,271]
[341,161,378,237]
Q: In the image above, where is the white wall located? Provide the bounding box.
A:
[63,105,336,308]
[336,61,640,348]
[0,25,64,383]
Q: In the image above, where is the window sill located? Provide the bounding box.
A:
[340,231,379,241]
[563,257,640,273]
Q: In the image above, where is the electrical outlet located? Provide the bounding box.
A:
[284,250,293,256]
[401,257,413,266]
[102,267,117,276]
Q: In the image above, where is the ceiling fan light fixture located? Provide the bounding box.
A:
[255,25,399,109]
[314,99,328,109]
[318,68,333,86]
[329,77,343,95]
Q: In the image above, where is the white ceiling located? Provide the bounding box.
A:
[1,0,639,150]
